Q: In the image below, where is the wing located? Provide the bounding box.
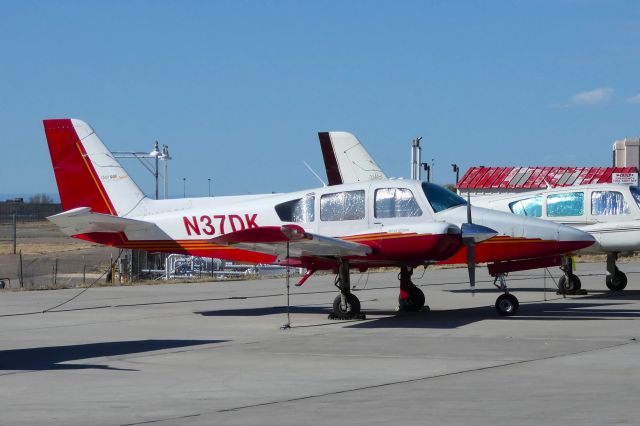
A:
[212,224,372,259]
[48,207,156,236]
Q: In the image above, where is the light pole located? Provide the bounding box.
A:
[150,141,160,200]
[451,163,460,184]
[183,177,186,198]
[161,144,170,199]
[112,142,171,200]
[208,178,211,197]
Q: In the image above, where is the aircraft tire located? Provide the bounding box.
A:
[333,294,361,316]
[606,269,627,291]
[398,286,425,311]
[495,293,519,316]
[558,274,581,293]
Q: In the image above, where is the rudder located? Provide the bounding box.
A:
[43,119,147,216]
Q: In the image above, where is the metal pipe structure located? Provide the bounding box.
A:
[410,137,423,180]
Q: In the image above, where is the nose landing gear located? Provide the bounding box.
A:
[606,253,628,291]
[558,256,583,295]
[493,274,519,316]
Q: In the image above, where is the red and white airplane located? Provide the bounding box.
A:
[43,119,594,318]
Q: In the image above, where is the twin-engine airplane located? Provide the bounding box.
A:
[472,183,640,292]
[43,119,594,318]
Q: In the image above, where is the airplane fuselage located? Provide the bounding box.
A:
[68,179,591,270]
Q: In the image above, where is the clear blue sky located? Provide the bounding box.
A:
[1,0,639,199]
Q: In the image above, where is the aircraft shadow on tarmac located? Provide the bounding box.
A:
[194,292,640,329]
[0,339,225,371]
[347,296,640,329]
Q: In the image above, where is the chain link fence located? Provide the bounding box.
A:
[0,248,119,290]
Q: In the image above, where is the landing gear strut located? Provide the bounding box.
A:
[398,266,426,311]
[329,260,365,320]
[606,253,627,291]
[558,256,582,294]
[493,274,519,316]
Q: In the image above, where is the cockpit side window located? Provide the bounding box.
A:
[591,191,629,215]
[421,182,467,213]
[375,188,423,218]
[547,192,584,217]
[630,186,640,209]
[320,190,365,221]
[275,195,315,223]
[508,196,542,217]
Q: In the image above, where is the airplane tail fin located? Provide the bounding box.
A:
[318,131,387,185]
[43,119,147,217]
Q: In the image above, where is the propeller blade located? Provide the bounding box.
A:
[467,243,476,293]
[466,193,472,224]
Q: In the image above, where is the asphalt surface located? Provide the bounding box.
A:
[1,262,639,425]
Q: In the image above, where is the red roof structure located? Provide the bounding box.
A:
[457,166,638,190]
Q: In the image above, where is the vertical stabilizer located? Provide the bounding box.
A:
[318,131,387,185]
[43,119,147,216]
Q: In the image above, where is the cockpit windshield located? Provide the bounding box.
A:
[630,186,640,208]
[421,182,467,213]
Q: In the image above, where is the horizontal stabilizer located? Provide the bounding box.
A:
[47,207,156,236]
[213,225,373,259]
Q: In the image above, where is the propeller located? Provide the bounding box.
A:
[461,194,497,292]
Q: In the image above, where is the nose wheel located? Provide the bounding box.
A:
[605,253,628,291]
[606,268,627,291]
[558,273,582,294]
[495,293,519,316]
[493,274,519,316]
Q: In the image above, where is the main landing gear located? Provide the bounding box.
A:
[606,253,628,291]
[398,266,426,311]
[558,256,583,295]
[329,260,365,320]
[493,274,519,316]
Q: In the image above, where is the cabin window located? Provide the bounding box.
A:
[375,188,423,218]
[320,190,365,221]
[275,195,315,223]
[547,192,584,217]
[421,182,466,213]
[630,186,640,209]
[509,196,542,217]
[591,191,629,215]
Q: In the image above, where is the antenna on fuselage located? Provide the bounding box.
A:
[303,161,327,187]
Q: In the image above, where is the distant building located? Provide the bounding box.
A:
[612,138,640,168]
[457,166,639,197]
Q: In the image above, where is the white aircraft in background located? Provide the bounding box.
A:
[43,119,593,318]
[316,131,638,294]
[472,184,640,292]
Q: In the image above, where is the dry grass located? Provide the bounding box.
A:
[0,242,95,255]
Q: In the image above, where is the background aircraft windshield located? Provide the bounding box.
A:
[421,182,467,213]
[630,186,640,208]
